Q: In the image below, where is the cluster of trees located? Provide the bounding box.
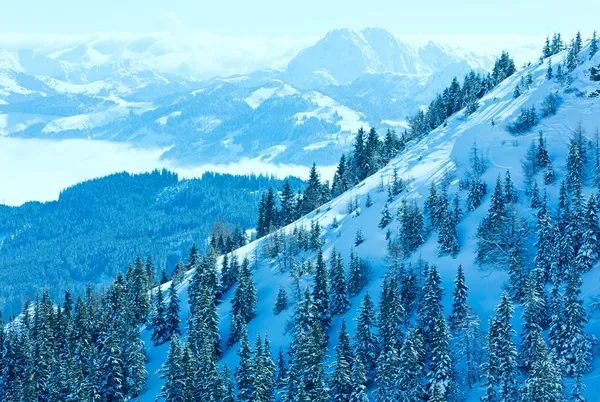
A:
[257,127,408,239]
[256,167,329,238]
[541,31,598,87]
[0,256,154,400]
[0,170,303,317]
[407,51,516,139]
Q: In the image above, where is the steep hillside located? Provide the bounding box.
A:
[141,40,600,400]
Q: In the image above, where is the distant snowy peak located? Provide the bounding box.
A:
[285,27,493,88]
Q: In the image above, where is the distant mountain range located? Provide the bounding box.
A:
[0,28,536,165]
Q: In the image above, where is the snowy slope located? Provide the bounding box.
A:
[139,42,600,400]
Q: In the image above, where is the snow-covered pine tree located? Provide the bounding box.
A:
[397,328,425,402]
[275,347,288,388]
[330,324,353,402]
[575,194,599,272]
[418,264,444,347]
[530,181,541,209]
[329,249,350,315]
[566,135,584,193]
[273,286,288,315]
[375,340,400,402]
[427,312,453,400]
[448,265,469,331]
[519,332,563,402]
[280,179,298,225]
[425,182,442,228]
[546,59,553,80]
[312,248,331,335]
[398,200,425,256]
[231,257,257,323]
[488,292,518,401]
[560,268,592,377]
[535,200,557,281]
[151,286,168,346]
[165,281,181,340]
[378,203,393,229]
[349,355,369,402]
[519,273,546,370]
[377,277,405,352]
[354,227,365,246]
[354,292,379,382]
[236,332,255,402]
[157,335,186,402]
[438,198,460,256]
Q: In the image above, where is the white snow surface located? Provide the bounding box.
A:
[139,44,600,400]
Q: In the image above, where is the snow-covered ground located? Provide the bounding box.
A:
[139,43,600,400]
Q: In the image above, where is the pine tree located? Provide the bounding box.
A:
[427,312,453,399]
[397,328,426,402]
[99,325,125,401]
[591,30,598,60]
[508,235,528,303]
[354,227,364,246]
[566,136,584,193]
[236,332,255,402]
[354,292,378,382]
[530,181,541,209]
[448,265,469,331]
[398,200,425,255]
[520,332,564,402]
[575,194,599,272]
[273,286,288,315]
[330,325,353,402]
[329,249,350,315]
[151,287,168,346]
[513,84,522,98]
[157,335,186,402]
[425,182,442,228]
[438,199,460,256]
[365,193,373,208]
[349,356,369,402]
[418,265,444,347]
[377,277,405,352]
[312,248,331,335]
[561,269,591,377]
[160,267,169,285]
[353,128,368,181]
[302,163,325,214]
[280,179,297,225]
[378,203,392,229]
[275,347,288,388]
[165,282,181,339]
[535,201,556,281]
[495,293,519,402]
[595,128,600,188]
[519,274,546,370]
[231,258,257,323]
[546,59,553,80]
[375,341,400,402]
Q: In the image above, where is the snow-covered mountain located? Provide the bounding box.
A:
[0,28,497,165]
[139,40,600,400]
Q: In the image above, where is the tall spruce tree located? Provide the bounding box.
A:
[448,265,469,331]
[354,292,379,382]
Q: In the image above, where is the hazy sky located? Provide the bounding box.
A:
[2,0,596,39]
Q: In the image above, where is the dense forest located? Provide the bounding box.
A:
[0,170,304,317]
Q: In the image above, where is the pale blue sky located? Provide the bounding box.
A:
[2,0,596,38]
